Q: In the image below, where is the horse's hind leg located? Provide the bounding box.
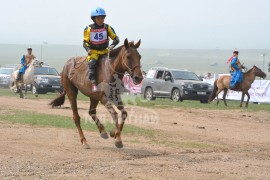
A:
[216,89,223,105]
[100,95,123,148]
[245,92,250,108]
[64,78,89,148]
[223,89,228,106]
[89,98,109,139]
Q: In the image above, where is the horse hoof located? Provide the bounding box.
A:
[82,143,90,149]
[100,132,109,139]
[110,129,115,138]
[115,140,123,148]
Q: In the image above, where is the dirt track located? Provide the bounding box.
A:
[0,96,269,179]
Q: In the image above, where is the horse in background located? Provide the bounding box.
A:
[50,39,143,149]
[10,59,43,98]
[208,65,266,107]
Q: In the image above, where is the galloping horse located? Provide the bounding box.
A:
[10,59,43,98]
[50,39,143,148]
[208,65,266,107]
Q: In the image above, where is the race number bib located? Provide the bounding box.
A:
[90,28,108,44]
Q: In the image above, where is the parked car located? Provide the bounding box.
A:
[0,67,16,88]
[141,67,213,103]
[32,65,62,94]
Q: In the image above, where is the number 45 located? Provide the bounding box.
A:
[94,33,103,40]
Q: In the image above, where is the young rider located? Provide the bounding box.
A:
[16,47,36,81]
[83,7,120,92]
[229,51,244,89]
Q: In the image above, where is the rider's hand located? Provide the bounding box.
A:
[87,50,92,55]
[108,45,115,50]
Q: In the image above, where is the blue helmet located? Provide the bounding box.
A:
[91,7,106,18]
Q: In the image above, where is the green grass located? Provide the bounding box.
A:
[0,88,89,101]
[1,88,269,112]
[121,94,270,112]
[0,110,156,138]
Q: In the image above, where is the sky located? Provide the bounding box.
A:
[0,0,269,49]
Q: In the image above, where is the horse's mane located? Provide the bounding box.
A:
[244,66,255,75]
[110,45,124,57]
[109,41,136,57]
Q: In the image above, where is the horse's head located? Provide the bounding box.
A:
[121,38,143,85]
[253,65,267,79]
[31,59,43,67]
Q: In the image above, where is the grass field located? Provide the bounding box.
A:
[0,109,157,138]
[1,88,269,112]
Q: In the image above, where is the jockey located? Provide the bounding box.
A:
[16,47,36,81]
[83,7,120,92]
[229,51,244,89]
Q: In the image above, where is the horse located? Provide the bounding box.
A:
[49,39,143,149]
[208,65,266,108]
[10,59,43,98]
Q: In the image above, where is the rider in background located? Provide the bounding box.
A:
[83,7,120,92]
[229,51,245,89]
[16,47,36,81]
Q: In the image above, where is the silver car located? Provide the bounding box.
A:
[0,67,16,88]
[141,67,213,103]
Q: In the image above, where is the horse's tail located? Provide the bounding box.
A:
[208,79,218,103]
[49,90,66,108]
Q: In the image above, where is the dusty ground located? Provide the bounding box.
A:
[0,96,269,179]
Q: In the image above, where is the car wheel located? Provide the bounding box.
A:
[171,89,181,102]
[200,100,208,104]
[144,87,155,101]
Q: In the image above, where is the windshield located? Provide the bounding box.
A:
[172,71,200,81]
[34,67,59,76]
[0,68,14,75]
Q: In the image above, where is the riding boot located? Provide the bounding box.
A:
[16,72,22,81]
[88,59,98,92]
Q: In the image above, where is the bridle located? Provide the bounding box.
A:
[107,47,141,78]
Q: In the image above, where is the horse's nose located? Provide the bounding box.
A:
[133,75,143,84]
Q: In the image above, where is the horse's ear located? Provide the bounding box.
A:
[135,39,141,48]
[124,38,129,49]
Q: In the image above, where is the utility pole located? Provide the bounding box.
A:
[261,53,266,72]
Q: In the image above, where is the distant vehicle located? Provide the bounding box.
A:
[0,67,16,88]
[32,65,62,94]
[141,67,213,103]
[11,64,62,94]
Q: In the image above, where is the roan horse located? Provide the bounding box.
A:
[10,59,43,98]
[208,65,266,107]
[50,39,143,148]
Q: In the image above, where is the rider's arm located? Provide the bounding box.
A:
[231,57,239,70]
[21,55,25,65]
[83,26,91,52]
[108,25,119,46]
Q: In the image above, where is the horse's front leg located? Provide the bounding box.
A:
[240,92,245,107]
[19,85,24,99]
[24,84,27,99]
[115,97,127,132]
[245,92,250,108]
[101,95,123,148]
